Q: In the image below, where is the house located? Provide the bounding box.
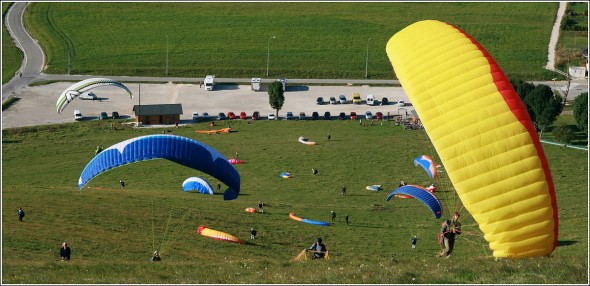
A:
[132,104,183,125]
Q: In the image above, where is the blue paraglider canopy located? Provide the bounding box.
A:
[78,134,240,200]
[386,185,443,218]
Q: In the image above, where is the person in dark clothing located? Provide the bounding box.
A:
[341,185,347,196]
[307,237,328,259]
[399,180,407,187]
[330,210,336,222]
[17,207,25,221]
[119,180,125,188]
[411,235,417,249]
[250,228,257,240]
[258,201,264,213]
[60,242,71,261]
[312,168,318,176]
[217,182,221,193]
[437,212,461,257]
[327,133,331,140]
[345,214,349,225]
[151,250,161,262]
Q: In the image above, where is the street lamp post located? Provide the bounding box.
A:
[266,36,276,77]
[166,35,169,76]
[365,38,371,78]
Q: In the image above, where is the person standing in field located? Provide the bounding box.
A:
[60,242,71,261]
[17,207,25,222]
[411,235,417,249]
[437,212,461,258]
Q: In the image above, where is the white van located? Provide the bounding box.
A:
[74,110,83,121]
[366,94,375,105]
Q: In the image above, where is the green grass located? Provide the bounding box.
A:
[2,2,23,84]
[21,2,559,80]
[2,118,587,284]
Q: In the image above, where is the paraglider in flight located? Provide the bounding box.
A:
[289,212,330,226]
[386,20,557,258]
[196,225,245,244]
[182,177,214,195]
[414,155,437,179]
[386,185,443,219]
[56,78,132,114]
[78,134,240,200]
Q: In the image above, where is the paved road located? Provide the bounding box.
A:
[2,2,45,101]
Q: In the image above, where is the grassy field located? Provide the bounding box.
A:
[20,2,561,80]
[2,118,587,284]
[2,2,23,84]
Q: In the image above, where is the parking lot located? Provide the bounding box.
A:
[1,82,414,129]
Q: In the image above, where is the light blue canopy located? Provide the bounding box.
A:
[386,185,443,218]
[182,177,214,195]
[78,134,240,200]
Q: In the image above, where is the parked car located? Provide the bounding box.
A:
[381,97,389,106]
[252,111,260,120]
[202,112,210,121]
[268,113,276,120]
[350,111,357,120]
[299,112,307,120]
[99,111,109,120]
[311,111,319,120]
[339,95,347,104]
[74,110,83,121]
[396,100,405,107]
[79,92,97,100]
[339,112,346,120]
[286,112,294,120]
[316,97,324,105]
[112,111,120,119]
[366,94,375,105]
[323,111,331,120]
[240,112,248,119]
[329,97,337,104]
[375,112,383,120]
[365,111,373,120]
[217,112,227,120]
[227,112,236,119]
[352,92,361,104]
[192,112,200,122]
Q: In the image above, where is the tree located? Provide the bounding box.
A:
[510,78,537,122]
[553,124,576,144]
[268,80,285,118]
[573,92,588,134]
[524,84,563,138]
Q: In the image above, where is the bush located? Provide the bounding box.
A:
[553,124,576,144]
[573,92,588,134]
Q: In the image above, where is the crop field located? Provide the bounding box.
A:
[22,2,560,80]
[2,119,588,284]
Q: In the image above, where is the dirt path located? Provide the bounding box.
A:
[545,2,568,70]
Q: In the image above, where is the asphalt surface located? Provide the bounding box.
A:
[2,2,588,130]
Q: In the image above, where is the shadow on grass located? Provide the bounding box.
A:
[557,240,578,247]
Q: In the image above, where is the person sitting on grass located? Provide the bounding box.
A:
[306,237,328,260]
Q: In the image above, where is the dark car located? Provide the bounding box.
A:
[286,112,294,120]
[99,112,109,120]
[381,97,389,106]
[316,97,324,105]
[202,112,210,121]
[252,111,260,120]
[323,111,331,120]
[299,112,306,120]
[339,112,346,120]
[375,111,383,120]
[240,111,247,119]
[112,111,120,119]
[350,111,357,120]
[312,111,319,120]
[217,112,227,120]
[227,112,236,119]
